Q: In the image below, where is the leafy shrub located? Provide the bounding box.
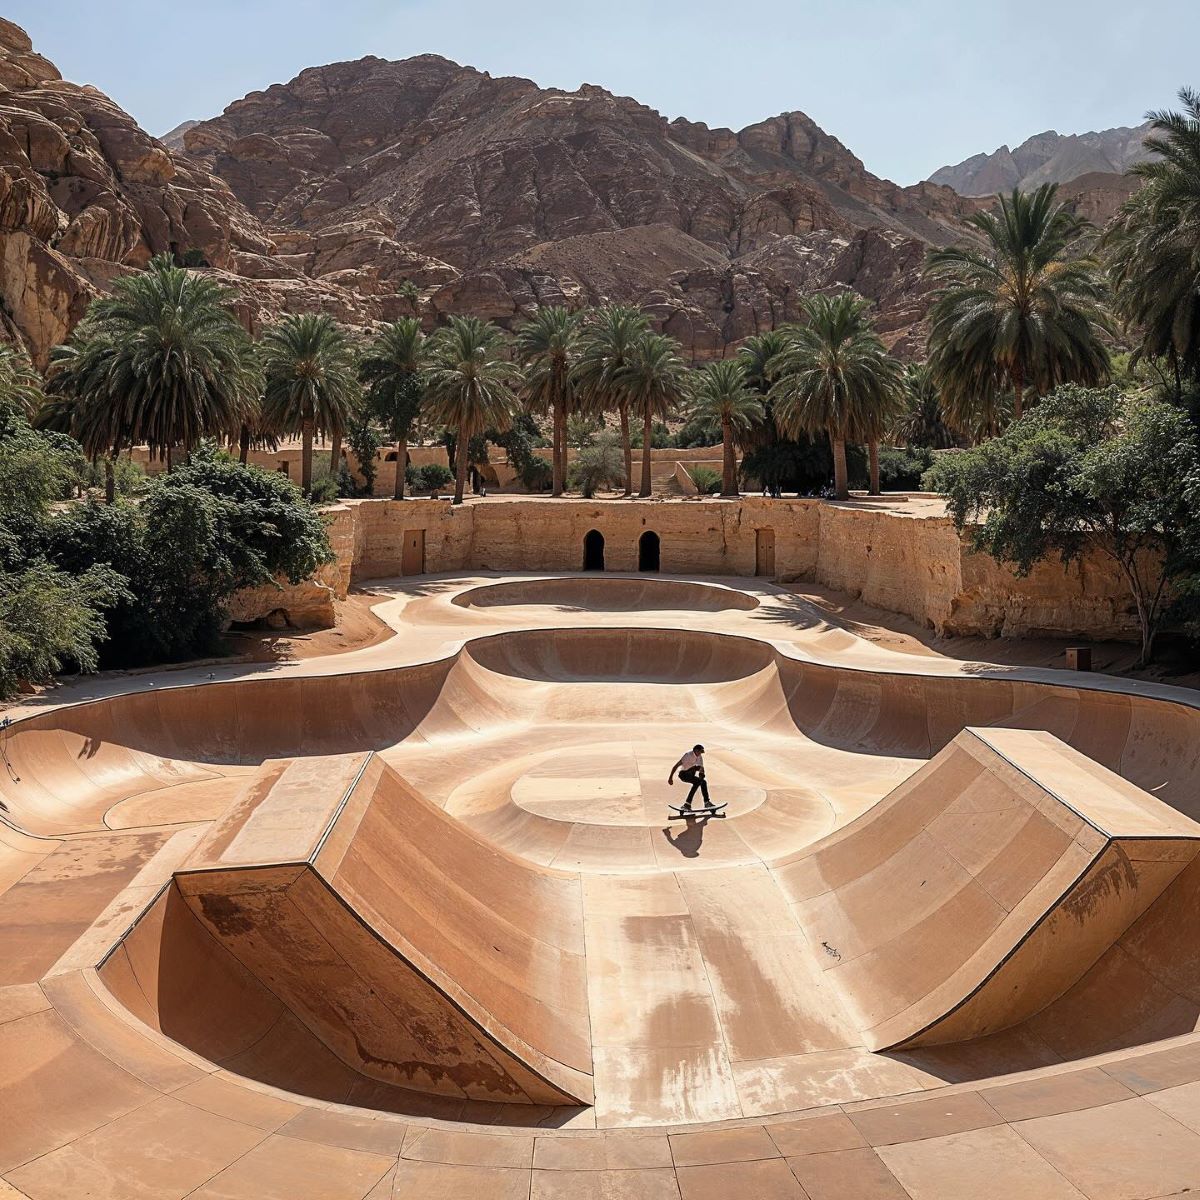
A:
[83,455,147,497]
[673,414,721,449]
[568,432,625,498]
[520,455,553,492]
[688,466,722,494]
[346,416,383,496]
[416,463,453,492]
[42,451,332,669]
[307,464,341,504]
[630,420,672,449]
[875,445,935,491]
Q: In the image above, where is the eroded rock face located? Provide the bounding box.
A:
[176,51,984,354]
[0,25,983,365]
[0,24,283,363]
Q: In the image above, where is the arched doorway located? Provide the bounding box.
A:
[583,529,605,571]
[638,531,661,572]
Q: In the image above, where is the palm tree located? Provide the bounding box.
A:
[573,305,651,496]
[516,306,582,496]
[688,359,764,496]
[613,333,687,497]
[260,313,359,495]
[1105,89,1200,394]
[398,280,422,318]
[360,318,426,499]
[0,345,44,417]
[424,316,519,505]
[895,363,960,450]
[769,293,901,500]
[924,184,1110,432]
[42,255,258,469]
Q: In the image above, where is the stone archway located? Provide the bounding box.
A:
[638,531,660,572]
[583,529,605,571]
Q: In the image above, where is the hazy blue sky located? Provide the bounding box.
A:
[9,0,1195,183]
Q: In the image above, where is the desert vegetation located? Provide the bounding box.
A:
[4,85,1200,690]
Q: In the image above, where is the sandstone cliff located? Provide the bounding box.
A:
[0,24,976,365]
[176,53,978,355]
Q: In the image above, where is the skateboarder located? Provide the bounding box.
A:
[669,745,713,810]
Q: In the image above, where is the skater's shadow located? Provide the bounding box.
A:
[662,814,714,859]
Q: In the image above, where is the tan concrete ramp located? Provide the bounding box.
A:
[101,752,592,1108]
[779,727,1200,1050]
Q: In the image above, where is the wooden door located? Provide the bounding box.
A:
[401,529,425,575]
[755,528,775,577]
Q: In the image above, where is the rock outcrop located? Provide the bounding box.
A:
[0,23,986,365]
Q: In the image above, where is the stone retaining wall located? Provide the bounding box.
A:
[320,497,1139,642]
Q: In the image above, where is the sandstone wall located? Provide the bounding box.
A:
[332,497,1139,643]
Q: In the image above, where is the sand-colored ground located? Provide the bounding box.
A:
[5,574,1200,1198]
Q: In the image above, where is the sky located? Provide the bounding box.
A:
[8,0,1196,184]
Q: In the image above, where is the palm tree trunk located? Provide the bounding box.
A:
[394,439,407,500]
[104,457,115,505]
[868,440,880,495]
[552,399,565,496]
[721,415,737,497]
[639,409,653,497]
[301,420,313,495]
[832,436,849,500]
[453,427,468,505]
[165,445,173,473]
[619,403,632,497]
[330,431,342,476]
[238,425,250,465]
[1012,360,1024,422]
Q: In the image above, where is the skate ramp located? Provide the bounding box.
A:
[452,577,760,612]
[100,751,591,1108]
[779,727,1200,1051]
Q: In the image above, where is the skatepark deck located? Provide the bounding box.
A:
[6,575,1200,1197]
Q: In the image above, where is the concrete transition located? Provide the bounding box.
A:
[5,574,1200,1197]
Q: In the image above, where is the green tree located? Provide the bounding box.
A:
[688,359,764,496]
[769,294,902,499]
[43,255,259,473]
[895,363,962,450]
[516,306,582,496]
[424,316,519,504]
[43,448,332,666]
[360,318,426,499]
[573,305,651,496]
[1105,88,1200,395]
[260,314,359,496]
[568,431,626,498]
[925,184,1110,433]
[614,332,687,497]
[928,385,1199,665]
[0,344,44,417]
[397,279,421,318]
[0,404,127,697]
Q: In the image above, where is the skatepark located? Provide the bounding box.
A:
[5,573,1200,1198]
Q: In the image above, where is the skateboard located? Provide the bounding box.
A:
[668,803,727,820]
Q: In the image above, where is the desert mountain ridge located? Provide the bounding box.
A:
[0,21,1136,373]
[929,121,1154,196]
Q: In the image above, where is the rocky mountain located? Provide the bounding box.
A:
[0,23,978,368]
[159,119,200,151]
[929,123,1154,196]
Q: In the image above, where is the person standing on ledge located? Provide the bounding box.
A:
[669,744,713,810]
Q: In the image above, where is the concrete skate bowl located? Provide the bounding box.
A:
[450,576,760,612]
[8,626,1200,1127]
